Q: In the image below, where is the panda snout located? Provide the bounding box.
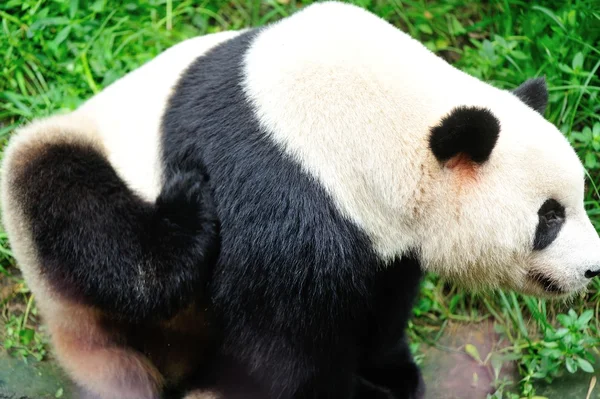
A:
[584,269,600,279]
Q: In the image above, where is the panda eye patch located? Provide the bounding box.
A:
[533,199,565,250]
[539,199,565,221]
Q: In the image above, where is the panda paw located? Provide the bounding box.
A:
[411,365,426,399]
[388,361,426,399]
[358,361,426,399]
[354,376,397,399]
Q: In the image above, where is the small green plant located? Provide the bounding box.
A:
[516,309,598,396]
[487,304,599,398]
[487,374,521,399]
[2,294,47,362]
[571,122,600,171]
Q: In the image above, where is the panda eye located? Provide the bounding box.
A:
[544,210,560,223]
[533,199,565,250]
[539,199,565,224]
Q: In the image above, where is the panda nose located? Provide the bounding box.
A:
[585,269,600,279]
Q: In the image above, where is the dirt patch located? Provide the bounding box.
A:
[419,320,518,399]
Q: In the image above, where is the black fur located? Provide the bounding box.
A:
[533,198,565,250]
[585,269,600,279]
[429,106,500,164]
[162,30,423,398]
[14,141,219,321]
[527,271,563,294]
[512,77,548,115]
[358,255,425,399]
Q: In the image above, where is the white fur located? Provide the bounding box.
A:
[243,1,600,294]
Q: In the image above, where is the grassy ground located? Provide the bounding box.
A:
[0,0,599,398]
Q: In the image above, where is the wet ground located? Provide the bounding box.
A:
[0,351,75,399]
[1,320,598,398]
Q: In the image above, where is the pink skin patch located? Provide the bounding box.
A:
[445,153,479,184]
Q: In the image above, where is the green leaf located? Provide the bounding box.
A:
[435,38,449,50]
[533,370,548,379]
[585,152,597,169]
[417,24,433,34]
[491,354,503,379]
[511,50,528,60]
[572,52,584,71]
[568,309,578,320]
[566,357,577,373]
[567,9,577,26]
[577,358,594,373]
[570,132,588,143]
[450,16,466,35]
[539,348,562,359]
[69,0,78,19]
[28,16,70,32]
[482,40,496,60]
[50,26,71,49]
[55,387,64,398]
[494,35,507,47]
[532,5,566,31]
[557,314,572,328]
[558,63,573,74]
[502,352,523,362]
[593,123,600,138]
[19,328,35,345]
[541,337,560,346]
[575,309,594,329]
[448,295,461,313]
[465,344,481,363]
[90,0,105,12]
[554,328,569,339]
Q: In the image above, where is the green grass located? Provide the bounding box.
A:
[0,0,599,398]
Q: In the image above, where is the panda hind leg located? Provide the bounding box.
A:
[50,315,164,399]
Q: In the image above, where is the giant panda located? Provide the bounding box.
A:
[2,2,600,399]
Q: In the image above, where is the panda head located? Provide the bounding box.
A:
[419,77,600,297]
[239,2,596,297]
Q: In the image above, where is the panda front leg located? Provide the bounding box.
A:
[356,256,425,399]
[358,338,425,399]
[209,336,396,399]
[294,359,403,399]
[353,376,398,399]
[294,369,397,399]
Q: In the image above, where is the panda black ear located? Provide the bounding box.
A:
[512,77,548,115]
[429,106,500,165]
